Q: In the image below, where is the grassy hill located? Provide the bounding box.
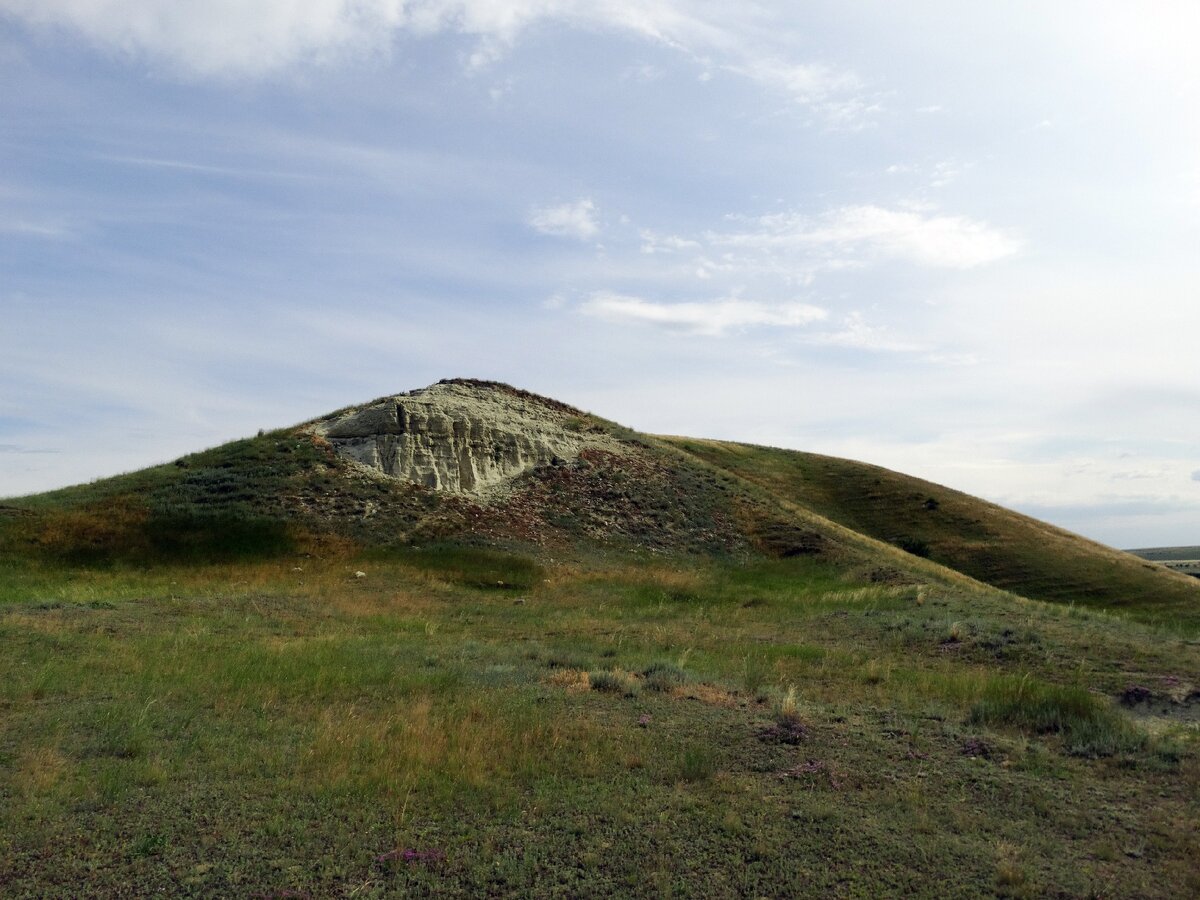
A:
[665,438,1200,629]
[1,382,1197,897]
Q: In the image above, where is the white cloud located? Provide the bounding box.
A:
[1,0,873,128]
[529,198,598,240]
[729,58,858,103]
[1192,470,1200,482]
[0,216,72,238]
[727,58,876,128]
[0,0,406,77]
[0,1,734,77]
[639,229,700,253]
[580,292,826,336]
[804,311,923,353]
[717,205,1021,269]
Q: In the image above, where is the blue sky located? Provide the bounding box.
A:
[2,1,1198,548]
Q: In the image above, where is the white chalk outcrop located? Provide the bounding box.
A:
[311,381,618,496]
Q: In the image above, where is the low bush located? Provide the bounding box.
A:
[677,745,716,782]
[968,675,1146,757]
[588,670,636,695]
[894,536,931,558]
[642,662,688,692]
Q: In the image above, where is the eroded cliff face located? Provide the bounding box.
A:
[311,381,619,496]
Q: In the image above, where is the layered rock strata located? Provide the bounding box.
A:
[312,381,617,495]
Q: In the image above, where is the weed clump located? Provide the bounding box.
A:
[968,675,1147,758]
[741,653,772,699]
[589,670,637,696]
[676,745,716,782]
[759,685,808,744]
[642,662,688,692]
[894,536,931,558]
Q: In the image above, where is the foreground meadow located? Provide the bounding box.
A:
[2,547,1197,897]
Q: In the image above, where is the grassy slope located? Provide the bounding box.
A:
[666,438,1200,630]
[2,414,1199,895]
[2,550,1198,897]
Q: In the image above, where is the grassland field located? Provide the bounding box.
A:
[2,542,1198,897]
[1,413,1198,897]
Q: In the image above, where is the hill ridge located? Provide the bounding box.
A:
[2,379,1195,629]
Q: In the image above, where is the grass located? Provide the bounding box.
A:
[1,404,1198,895]
[666,437,1200,630]
[968,674,1149,758]
[1,545,1196,897]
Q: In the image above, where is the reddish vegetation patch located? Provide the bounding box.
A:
[473,447,748,554]
[960,737,993,759]
[758,720,808,745]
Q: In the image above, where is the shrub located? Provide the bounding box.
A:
[677,745,716,782]
[894,536,931,558]
[589,670,636,695]
[642,662,687,692]
[968,675,1146,757]
[742,653,772,698]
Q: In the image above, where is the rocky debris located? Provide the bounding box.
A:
[311,381,621,497]
[1120,685,1154,706]
[758,719,808,745]
[754,521,830,558]
[960,737,993,759]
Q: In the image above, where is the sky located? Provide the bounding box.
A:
[1,1,1198,549]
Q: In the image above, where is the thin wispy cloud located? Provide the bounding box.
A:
[0,215,72,238]
[804,312,924,353]
[528,198,598,240]
[627,204,1019,283]
[725,58,875,127]
[717,205,1022,270]
[0,0,872,126]
[580,292,826,336]
[0,1,754,78]
[97,154,314,181]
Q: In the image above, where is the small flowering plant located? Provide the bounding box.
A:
[376,847,447,871]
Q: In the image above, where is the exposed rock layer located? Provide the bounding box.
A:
[312,381,618,495]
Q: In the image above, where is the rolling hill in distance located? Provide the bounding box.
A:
[2,379,1197,897]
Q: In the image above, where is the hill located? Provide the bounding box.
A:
[5,379,1193,627]
[1128,547,1200,580]
[1,380,1197,897]
[664,438,1200,626]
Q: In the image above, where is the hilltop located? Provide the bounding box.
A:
[1,380,1197,897]
[4,379,1194,627]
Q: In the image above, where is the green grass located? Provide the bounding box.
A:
[666,437,1200,630]
[967,674,1149,758]
[2,546,1197,897]
[1,405,1198,895]
[364,543,546,591]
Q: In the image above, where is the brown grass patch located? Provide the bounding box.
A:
[545,668,592,692]
[674,682,740,708]
[301,693,607,794]
[16,746,71,798]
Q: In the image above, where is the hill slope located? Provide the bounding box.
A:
[2,380,1199,897]
[666,437,1199,627]
[3,379,1194,627]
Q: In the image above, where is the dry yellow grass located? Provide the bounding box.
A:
[15,746,71,799]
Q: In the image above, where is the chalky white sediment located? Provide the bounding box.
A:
[311,382,619,496]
